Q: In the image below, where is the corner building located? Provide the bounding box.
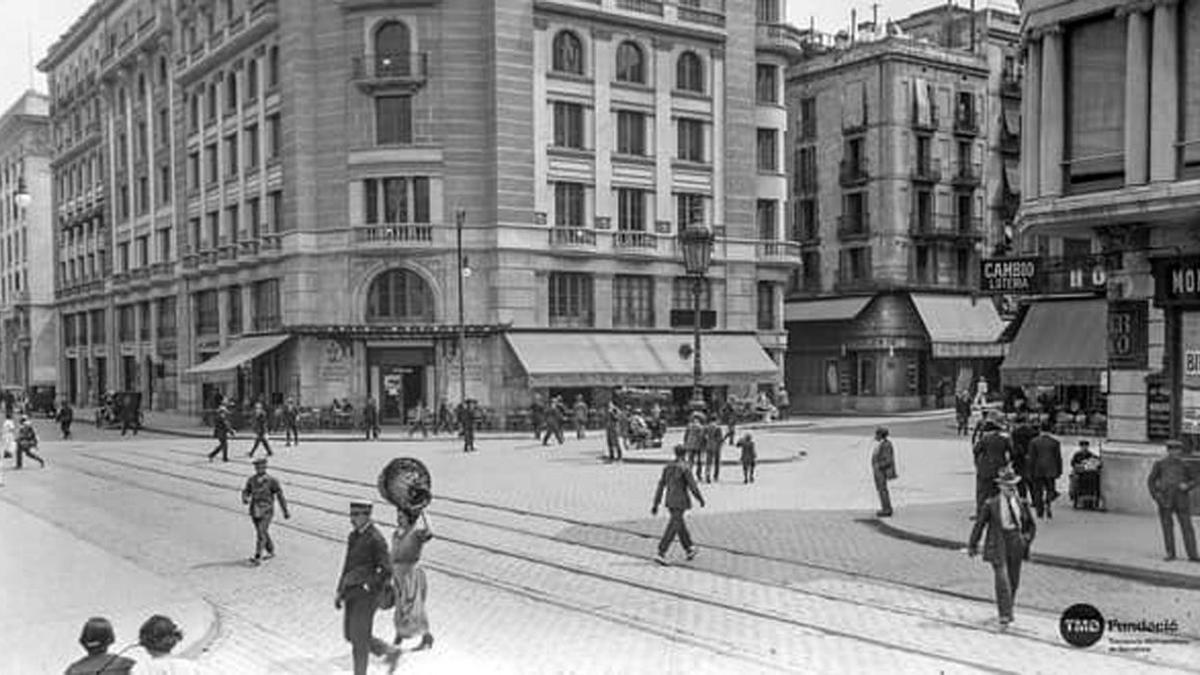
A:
[42,0,798,422]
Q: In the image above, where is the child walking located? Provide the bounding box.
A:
[737,433,757,483]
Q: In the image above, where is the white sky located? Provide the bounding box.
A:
[0,0,1021,114]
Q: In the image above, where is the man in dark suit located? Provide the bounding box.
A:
[1147,440,1199,562]
[604,401,623,462]
[972,420,1010,513]
[336,501,400,675]
[248,401,273,458]
[652,444,705,565]
[1009,416,1038,500]
[207,404,233,462]
[871,426,898,517]
[1027,423,1063,519]
[967,467,1037,629]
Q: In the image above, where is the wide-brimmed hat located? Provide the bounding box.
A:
[994,466,1021,486]
[252,457,268,466]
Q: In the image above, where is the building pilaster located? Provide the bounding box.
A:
[1021,39,1042,201]
[1150,0,1180,182]
[1038,26,1064,197]
[1121,5,1152,185]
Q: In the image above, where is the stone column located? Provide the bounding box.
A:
[1021,38,1042,200]
[1038,26,1064,196]
[1150,0,1180,182]
[1122,5,1152,185]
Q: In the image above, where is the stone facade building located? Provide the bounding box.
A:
[782,9,1019,413]
[0,91,55,396]
[40,0,799,422]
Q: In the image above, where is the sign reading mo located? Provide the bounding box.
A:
[980,257,1040,293]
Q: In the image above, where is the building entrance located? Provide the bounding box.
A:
[367,347,433,423]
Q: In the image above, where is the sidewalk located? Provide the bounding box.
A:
[0,497,217,673]
[874,499,1200,590]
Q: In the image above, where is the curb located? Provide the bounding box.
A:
[177,600,222,661]
[868,517,1200,591]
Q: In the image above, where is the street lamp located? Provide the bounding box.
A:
[14,175,32,210]
[455,208,467,407]
[678,224,714,412]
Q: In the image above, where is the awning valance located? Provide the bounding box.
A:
[1000,299,1107,386]
[185,334,291,380]
[910,294,1006,358]
[784,296,873,323]
[505,332,779,388]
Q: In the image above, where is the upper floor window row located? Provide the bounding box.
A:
[550,29,705,94]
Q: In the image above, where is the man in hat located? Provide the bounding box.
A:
[967,466,1036,630]
[242,457,290,565]
[683,413,705,479]
[1027,422,1063,519]
[871,427,897,517]
[1147,440,1200,562]
[208,404,233,462]
[652,445,705,565]
[701,414,723,483]
[604,400,623,462]
[247,401,273,458]
[460,399,478,452]
[282,396,300,447]
[65,616,135,674]
[14,415,45,469]
[972,419,1011,514]
[336,501,401,674]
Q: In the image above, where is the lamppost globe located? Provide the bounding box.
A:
[14,177,32,210]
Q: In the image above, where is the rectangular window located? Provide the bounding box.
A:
[157,228,171,261]
[413,177,430,223]
[671,276,712,310]
[364,179,379,224]
[118,242,130,272]
[118,184,129,220]
[226,205,240,242]
[157,296,177,338]
[247,198,261,238]
[756,64,778,104]
[794,198,817,241]
[252,279,281,331]
[189,217,201,252]
[118,304,136,342]
[137,176,149,214]
[756,199,777,240]
[613,275,655,328]
[677,118,705,162]
[139,302,151,341]
[269,190,284,231]
[159,164,171,205]
[1066,16,1126,186]
[756,128,778,171]
[801,251,820,291]
[794,146,817,193]
[207,212,220,248]
[194,290,219,336]
[548,273,594,328]
[267,114,281,159]
[207,82,218,121]
[188,152,200,190]
[553,102,585,148]
[375,96,413,145]
[676,192,705,228]
[245,124,259,169]
[616,188,645,231]
[799,96,817,140]
[90,309,107,344]
[757,281,775,330]
[190,91,200,131]
[555,182,585,227]
[226,286,243,335]
[383,177,408,222]
[205,144,218,184]
[226,135,238,176]
[840,246,871,283]
[137,236,149,267]
[616,110,646,155]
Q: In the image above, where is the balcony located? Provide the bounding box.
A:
[616,0,663,16]
[260,233,283,253]
[177,0,278,82]
[910,213,983,241]
[910,157,941,183]
[951,161,982,187]
[912,105,939,132]
[839,159,869,187]
[756,22,805,58]
[548,227,597,248]
[999,125,1020,155]
[954,109,980,136]
[1000,72,1021,100]
[837,213,869,241]
[350,52,429,94]
[613,230,659,252]
[354,223,436,248]
[756,239,802,266]
[680,0,725,26]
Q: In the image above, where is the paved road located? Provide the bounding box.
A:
[2,419,1198,674]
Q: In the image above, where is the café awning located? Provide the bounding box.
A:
[784,296,873,323]
[910,294,1006,358]
[505,332,779,388]
[1000,299,1107,386]
[185,334,291,380]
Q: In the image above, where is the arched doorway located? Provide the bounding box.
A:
[364,268,436,422]
[374,21,412,76]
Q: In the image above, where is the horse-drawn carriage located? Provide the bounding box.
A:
[95,391,144,429]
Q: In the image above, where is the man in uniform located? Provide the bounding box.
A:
[242,457,290,565]
[248,401,273,458]
[336,501,401,674]
[1147,440,1199,562]
[208,404,233,462]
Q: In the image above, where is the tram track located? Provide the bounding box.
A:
[75,447,1200,674]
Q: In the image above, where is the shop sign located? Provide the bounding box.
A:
[1187,351,1200,377]
[1107,300,1148,370]
[980,257,1040,294]
[1153,256,1200,306]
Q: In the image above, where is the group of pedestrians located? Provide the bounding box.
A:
[65,614,198,675]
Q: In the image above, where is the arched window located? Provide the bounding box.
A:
[366,268,435,323]
[158,56,168,84]
[615,41,644,83]
[374,21,412,75]
[551,30,583,74]
[676,51,704,93]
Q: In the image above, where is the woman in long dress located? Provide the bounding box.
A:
[392,508,434,651]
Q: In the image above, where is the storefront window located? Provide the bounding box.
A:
[1178,311,1200,448]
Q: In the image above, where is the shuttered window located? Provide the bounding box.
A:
[1182,0,1200,170]
[1066,15,1125,187]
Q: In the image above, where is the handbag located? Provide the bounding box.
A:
[377,579,397,610]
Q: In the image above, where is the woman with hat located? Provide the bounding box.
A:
[966,466,1037,630]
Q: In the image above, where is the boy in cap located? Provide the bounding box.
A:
[242,457,290,565]
[967,466,1036,630]
[336,501,401,674]
[65,616,135,674]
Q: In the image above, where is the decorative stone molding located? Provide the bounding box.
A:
[534,211,547,225]
[1115,1,1154,18]
[533,16,549,30]
[1152,0,1179,7]
[590,28,612,41]
[652,36,673,51]
[709,47,724,61]
[595,216,611,230]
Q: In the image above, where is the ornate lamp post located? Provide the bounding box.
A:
[455,208,467,406]
[678,224,714,412]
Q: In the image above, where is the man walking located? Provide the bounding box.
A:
[572,395,589,440]
[56,400,74,440]
[364,396,381,441]
[541,396,565,445]
[967,467,1036,630]
[1009,415,1038,500]
[651,445,705,565]
[871,426,898,517]
[1027,423,1062,519]
[703,415,723,483]
[1147,440,1199,562]
[336,501,401,674]
[208,405,233,462]
[530,394,545,441]
[119,394,139,436]
[604,400,623,462]
[408,402,430,438]
[972,420,1010,514]
[247,401,273,458]
[14,415,45,469]
[683,413,705,478]
[242,457,290,565]
[460,399,477,452]
[282,397,300,447]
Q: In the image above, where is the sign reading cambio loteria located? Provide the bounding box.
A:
[980,257,1040,294]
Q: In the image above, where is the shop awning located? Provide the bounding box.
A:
[1000,299,1107,386]
[505,332,779,388]
[185,334,291,380]
[1003,160,1020,197]
[784,296,873,323]
[910,294,1006,358]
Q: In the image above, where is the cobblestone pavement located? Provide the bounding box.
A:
[2,420,1198,673]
